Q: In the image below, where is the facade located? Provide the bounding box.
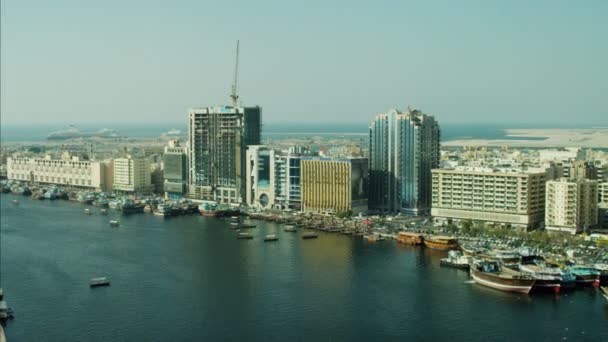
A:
[7,156,109,191]
[368,108,440,215]
[274,146,310,210]
[431,167,547,230]
[188,106,261,204]
[301,157,368,214]
[163,140,188,199]
[545,178,598,234]
[246,145,277,209]
[600,182,608,206]
[113,155,152,193]
[566,160,597,180]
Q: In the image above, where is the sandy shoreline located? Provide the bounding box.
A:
[443,128,608,148]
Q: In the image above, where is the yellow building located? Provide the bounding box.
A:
[545,178,598,234]
[301,157,368,214]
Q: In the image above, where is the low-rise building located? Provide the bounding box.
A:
[301,157,368,214]
[113,155,152,193]
[545,178,598,234]
[431,167,547,230]
[7,155,110,191]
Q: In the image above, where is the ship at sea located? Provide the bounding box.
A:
[47,126,121,140]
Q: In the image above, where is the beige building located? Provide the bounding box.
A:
[301,157,368,214]
[246,146,277,209]
[431,167,547,229]
[7,156,109,191]
[545,178,598,234]
[113,155,152,193]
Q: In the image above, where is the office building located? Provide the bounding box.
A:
[163,140,188,199]
[7,155,110,192]
[545,178,598,234]
[369,108,440,215]
[188,106,261,204]
[301,157,368,214]
[246,145,277,209]
[431,167,547,230]
[113,155,152,193]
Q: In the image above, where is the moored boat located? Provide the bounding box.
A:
[237,233,253,240]
[109,220,120,227]
[470,260,536,294]
[284,226,297,232]
[440,250,470,269]
[264,234,279,242]
[568,266,601,287]
[396,232,424,245]
[302,232,319,239]
[424,236,459,251]
[592,263,608,286]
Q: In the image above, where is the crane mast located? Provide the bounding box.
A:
[230,40,240,108]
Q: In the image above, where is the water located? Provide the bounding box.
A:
[1,195,607,341]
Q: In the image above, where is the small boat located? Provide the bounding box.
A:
[89,277,111,287]
[264,234,279,242]
[12,199,19,205]
[396,232,424,245]
[284,225,297,232]
[237,233,253,240]
[600,287,608,303]
[424,236,459,251]
[485,250,521,265]
[302,232,319,239]
[440,250,470,269]
[84,208,92,215]
[100,209,108,215]
[470,260,536,294]
[0,288,3,300]
[0,300,14,320]
[109,220,120,227]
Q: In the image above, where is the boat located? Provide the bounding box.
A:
[284,226,297,232]
[592,263,608,286]
[239,222,257,229]
[109,220,120,227]
[424,236,459,251]
[396,232,424,245]
[0,300,14,320]
[100,209,108,215]
[567,266,601,287]
[11,199,18,205]
[84,208,92,215]
[440,250,470,269]
[600,287,608,303]
[119,199,145,214]
[460,242,489,257]
[508,264,562,293]
[470,260,536,294]
[89,277,111,287]
[264,234,279,242]
[237,233,253,240]
[198,202,240,217]
[93,198,109,207]
[302,232,319,239]
[0,288,3,300]
[77,192,95,204]
[153,204,174,217]
[485,250,521,265]
[31,191,45,200]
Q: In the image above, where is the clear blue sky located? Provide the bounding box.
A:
[1,0,607,125]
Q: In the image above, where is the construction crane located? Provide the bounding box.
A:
[230,40,240,108]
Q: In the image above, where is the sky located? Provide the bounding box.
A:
[1,0,607,126]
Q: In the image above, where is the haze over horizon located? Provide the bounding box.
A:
[1,0,607,126]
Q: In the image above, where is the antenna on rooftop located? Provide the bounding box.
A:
[230,40,240,108]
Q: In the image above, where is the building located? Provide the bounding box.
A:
[274,146,311,210]
[369,108,440,215]
[301,157,368,214]
[600,182,608,206]
[163,140,188,199]
[545,178,598,234]
[7,155,109,191]
[431,167,548,230]
[188,106,261,204]
[113,155,152,193]
[538,147,584,163]
[246,145,277,209]
[566,160,597,180]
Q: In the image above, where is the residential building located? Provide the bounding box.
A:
[301,157,368,214]
[566,160,597,180]
[369,108,440,215]
[274,146,312,210]
[7,155,109,191]
[431,167,548,230]
[538,147,584,163]
[113,155,152,193]
[163,140,188,199]
[188,106,261,204]
[545,178,598,234]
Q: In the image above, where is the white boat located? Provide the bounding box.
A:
[264,234,279,242]
[109,220,120,227]
[89,277,111,287]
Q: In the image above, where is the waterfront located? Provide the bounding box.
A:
[1,195,607,341]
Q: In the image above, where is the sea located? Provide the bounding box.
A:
[1,195,607,341]
[0,122,597,143]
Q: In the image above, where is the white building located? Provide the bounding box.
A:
[7,156,109,191]
[539,147,584,163]
[545,178,598,234]
[113,155,152,193]
[246,146,277,209]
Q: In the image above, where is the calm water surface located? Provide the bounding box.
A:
[1,195,607,341]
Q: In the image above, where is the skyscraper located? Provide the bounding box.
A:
[188,106,261,204]
[368,108,440,215]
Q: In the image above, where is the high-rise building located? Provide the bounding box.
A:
[188,106,261,204]
[567,160,597,180]
[246,145,277,209]
[113,155,152,193]
[431,167,547,230]
[369,108,440,215]
[163,139,188,199]
[301,157,368,214]
[545,178,598,234]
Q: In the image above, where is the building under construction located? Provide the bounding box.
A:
[188,106,261,204]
